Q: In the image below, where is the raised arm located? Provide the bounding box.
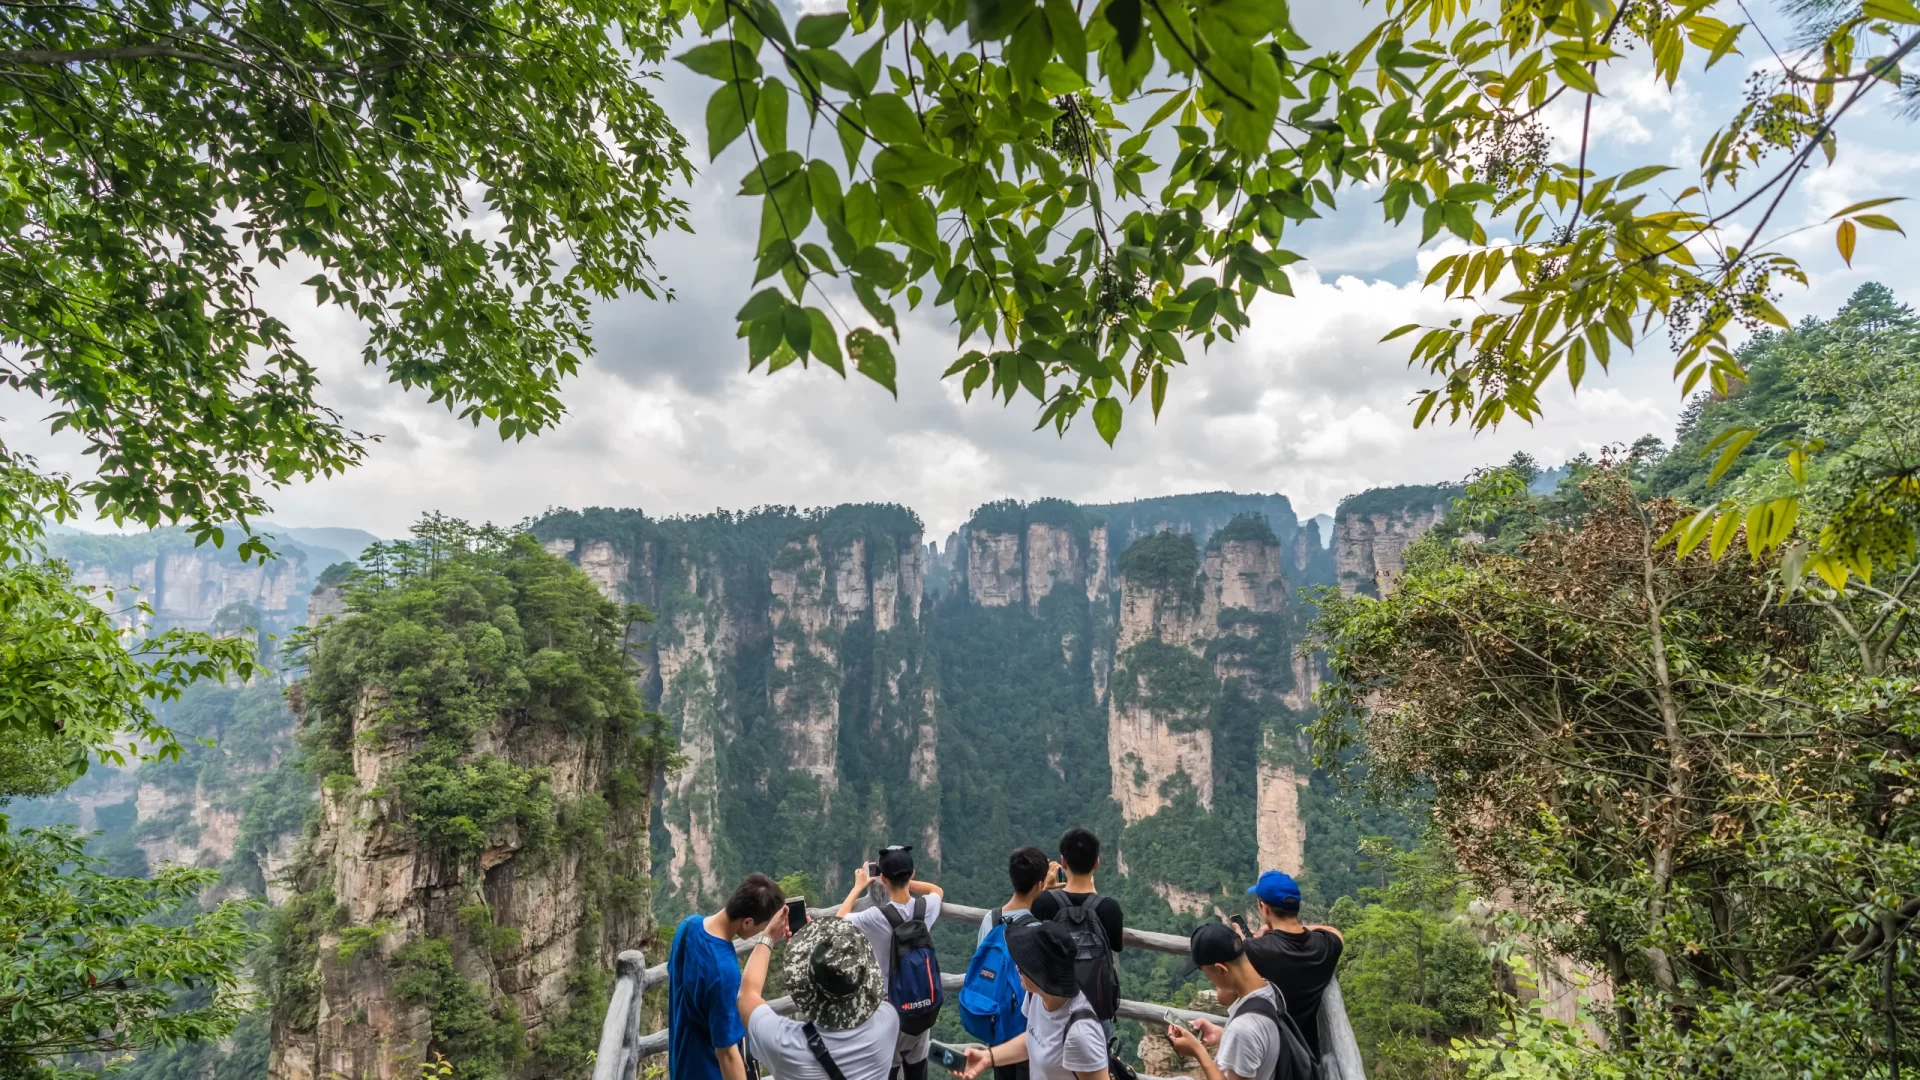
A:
[837,865,873,916]
[738,939,774,1019]
[908,878,943,898]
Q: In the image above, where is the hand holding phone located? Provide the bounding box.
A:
[785,897,809,934]
[867,861,880,879]
[1229,914,1249,938]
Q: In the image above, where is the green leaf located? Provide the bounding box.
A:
[847,328,898,396]
[1828,196,1905,219]
[878,183,942,254]
[1617,165,1674,190]
[1044,0,1089,78]
[872,146,964,187]
[1553,57,1601,95]
[836,107,868,171]
[1854,213,1905,233]
[754,79,789,156]
[969,0,1037,42]
[678,40,761,81]
[807,308,845,374]
[862,94,926,147]
[1707,508,1741,560]
[1105,0,1144,59]
[802,160,843,227]
[797,12,851,46]
[1381,323,1420,342]
[1092,396,1122,445]
[706,81,758,160]
[1007,11,1054,87]
[736,288,785,322]
[1706,426,1757,485]
[1863,0,1920,24]
[845,183,882,247]
[782,304,813,358]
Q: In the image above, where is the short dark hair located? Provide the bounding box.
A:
[1059,827,1100,875]
[1008,847,1049,895]
[725,873,784,924]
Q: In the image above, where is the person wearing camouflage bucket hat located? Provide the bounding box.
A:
[740,915,900,1080]
[787,916,886,1030]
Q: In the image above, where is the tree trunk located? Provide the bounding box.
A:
[1638,524,1685,1005]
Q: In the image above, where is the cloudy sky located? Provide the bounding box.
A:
[10,2,1919,542]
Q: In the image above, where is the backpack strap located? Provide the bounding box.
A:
[913,895,926,923]
[990,907,1004,928]
[802,1023,850,1080]
[881,902,904,927]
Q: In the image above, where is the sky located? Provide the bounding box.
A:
[7,3,1919,543]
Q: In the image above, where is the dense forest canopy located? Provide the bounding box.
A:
[1313,285,1920,1079]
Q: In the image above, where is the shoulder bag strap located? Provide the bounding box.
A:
[802,1023,851,1080]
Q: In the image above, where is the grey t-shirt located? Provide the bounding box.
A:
[747,1003,899,1080]
[846,894,942,980]
[1215,985,1282,1080]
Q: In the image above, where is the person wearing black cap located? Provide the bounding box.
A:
[1166,924,1290,1080]
[838,846,945,1080]
[1239,870,1343,1059]
[955,922,1111,1080]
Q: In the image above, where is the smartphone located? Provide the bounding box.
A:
[936,1046,965,1072]
[866,861,880,878]
[785,897,809,933]
[1229,914,1249,935]
[1163,1009,1192,1036]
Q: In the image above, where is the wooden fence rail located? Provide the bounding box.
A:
[593,902,1364,1080]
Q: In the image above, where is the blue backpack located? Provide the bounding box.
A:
[959,909,1028,1043]
[881,897,944,1036]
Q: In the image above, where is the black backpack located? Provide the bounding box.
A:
[1236,986,1322,1080]
[1046,890,1120,1020]
[1067,1008,1139,1080]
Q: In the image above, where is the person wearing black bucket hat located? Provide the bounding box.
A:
[956,922,1111,1080]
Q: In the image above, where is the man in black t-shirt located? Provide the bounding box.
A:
[1029,827,1123,1036]
[1238,870,1343,1059]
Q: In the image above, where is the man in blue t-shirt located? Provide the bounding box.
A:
[669,874,789,1080]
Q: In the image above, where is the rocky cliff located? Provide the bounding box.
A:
[48,523,375,640]
[1332,484,1458,596]
[534,505,937,915]
[268,535,662,1080]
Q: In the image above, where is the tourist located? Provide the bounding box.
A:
[1238,870,1344,1058]
[1030,827,1123,1034]
[739,915,899,1080]
[955,921,1111,1080]
[960,847,1053,1080]
[668,874,789,1080]
[838,845,945,1080]
[1165,923,1296,1080]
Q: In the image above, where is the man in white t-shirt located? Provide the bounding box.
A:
[837,846,944,1080]
[955,921,1111,1080]
[1165,924,1289,1080]
[739,915,899,1080]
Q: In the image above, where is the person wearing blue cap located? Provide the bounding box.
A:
[1238,870,1343,1059]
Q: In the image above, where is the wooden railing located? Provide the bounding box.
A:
[592,902,1365,1080]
